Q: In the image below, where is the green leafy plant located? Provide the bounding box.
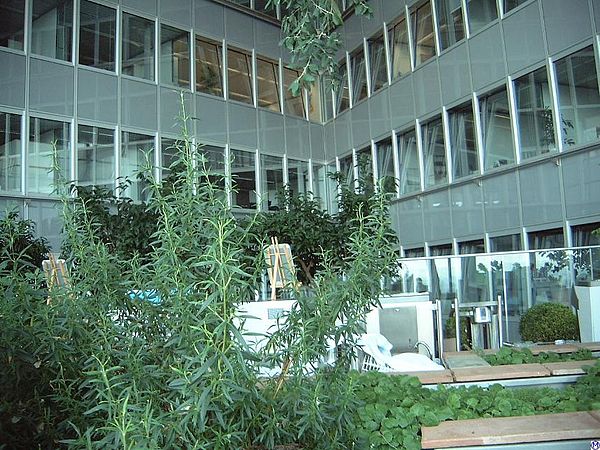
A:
[0,210,51,273]
[482,347,593,366]
[519,302,579,343]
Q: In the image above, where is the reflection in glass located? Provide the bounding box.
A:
[161,137,177,178]
[528,228,564,250]
[398,129,420,194]
[287,158,309,197]
[0,112,21,193]
[388,18,411,79]
[31,0,73,61]
[356,147,374,195]
[458,239,485,254]
[312,163,333,211]
[231,149,256,209]
[466,0,498,34]
[308,80,322,122]
[120,132,154,202]
[376,138,396,194]
[28,118,70,194]
[448,102,478,179]
[0,0,25,50]
[122,13,155,81]
[79,0,116,71]
[430,244,453,256]
[480,87,515,170]
[78,125,114,190]
[503,0,528,13]
[260,154,284,211]
[339,153,354,188]
[554,46,600,148]
[227,48,253,104]
[435,0,465,50]
[257,58,280,112]
[335,61,350,114]
[490,234,522,252]
[160,25,190,88]
[529,249,572,307]
[198,144,226,190]
[411,2,435,67]
[422,117,447,187]
[514,67,556,159]
[369,33,387,92]
[350,47,368,103]
[283,67,305,117]
[196,38,223,96]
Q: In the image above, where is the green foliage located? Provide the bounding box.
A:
[445,315,471,350]
[519,302,579,343]
[354,360,600,450]
[0,210,51,273]
[482,347,594,366]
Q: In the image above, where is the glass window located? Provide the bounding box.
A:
[398,129,421,194]
[389,18,411,80]
[555,46,600,149]
[435,0,465,50]
[479,86,515,170]
[514,66,556,160]
[339,153,354,188]
[227,47,253,105]
[411,2,436,67]
[28,118,70,195]
[528,228,564,250]
[122,13,155,81]
[311,162,334,211]
[79,0,116,71]
[504,0,528,13]
[161,137,177,178]
[458,239,485,254]
[335,60,350,114]
[254,0,277,17]
[283,67,305,117]
[260,154,284,211]
[350,47,368,103]
[321,83,333,121]
[0,0,25,50]
[31,0,73,61]
[308,79,322,122]
[196,37,223,97]
[368,33,388,93]
[287,158,310,197]
[160,25,190,88]
[405,247,425,258]
[0,112,21,193]
[466,0,498,35]
[257,58,280,112]
[356,146,374,194]
[120,132,154,202]
[231,149,256,209]
[77,125,114,190]
[448,102,478,179]
[376,138,396,194]
[430,244,453,256]
[572,222,600,246]
[421,116,448,187]
[230,0,250,6]
[490,234,522,252]
[199,144,226,190]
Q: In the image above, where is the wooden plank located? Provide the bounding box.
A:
[421,411,600,449]
[575,342,600,352]
[443,352,491,369]
[543,360,598,376]
[388,369,454,385]
[451,363,550,382]
[528,344,581,355]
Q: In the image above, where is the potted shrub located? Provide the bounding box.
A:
[519,302,579,343]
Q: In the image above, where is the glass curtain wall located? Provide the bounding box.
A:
[160,25,190,88]
[28,118,70,194]
[435,0,465,50]
[260,154,284,211]
[231,149,256,209]
[376,138,396,194]
[0,0,26,50]
[257,57,280,112]
[79,0,116,71]
[0,113,21,193]
[283,67,305,117]
[196,37,223,96]
[411,2,436,67]
[227,47,253,105]
[368,33,387,93]
[350,47,368,103]
[398,129,420,194]
[122,13,155,80]
[335,60,350,114]
[308,80,322,122]
[388,17,411,80]
[466,0,498,34]
[31,0,73,61]
[77,125,114,190]
[421,117,448,187]
[287,158,310,197]
[479,87,515,170]
[554,46,600,148]
[120,132,154,202]
[448,102,478,179]
[514,66,556,159]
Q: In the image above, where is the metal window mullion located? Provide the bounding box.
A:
[547,56,563,152]
[441,106,453,184]
[116,5,122,77]
[391,129,401,198]
[283,154,289,185]
[154,18,159,83]
[506,77,521,164]
[222,40,227,99]
[115,127,121,197]
[21,114,27,195]
[278,58,284,113]
[345,52,352,108]
[415,119,425,191]
[363,38,372,97]
[472,92,485,174]
[461,0,470,38]
[430,0,442,56]
[308,158,314,198]
[189,27,196,93]
[406,5,416,71]
[371,140,378,188]
[383,22,392,86]
[255,148,261,210]
[225,143,232,208]
[251,50,257,107]
[70,118,76,191]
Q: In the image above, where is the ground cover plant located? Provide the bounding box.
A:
[481,346,595,366]
[354,360,600,450]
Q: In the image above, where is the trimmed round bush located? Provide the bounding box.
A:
[519,302,579,343]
